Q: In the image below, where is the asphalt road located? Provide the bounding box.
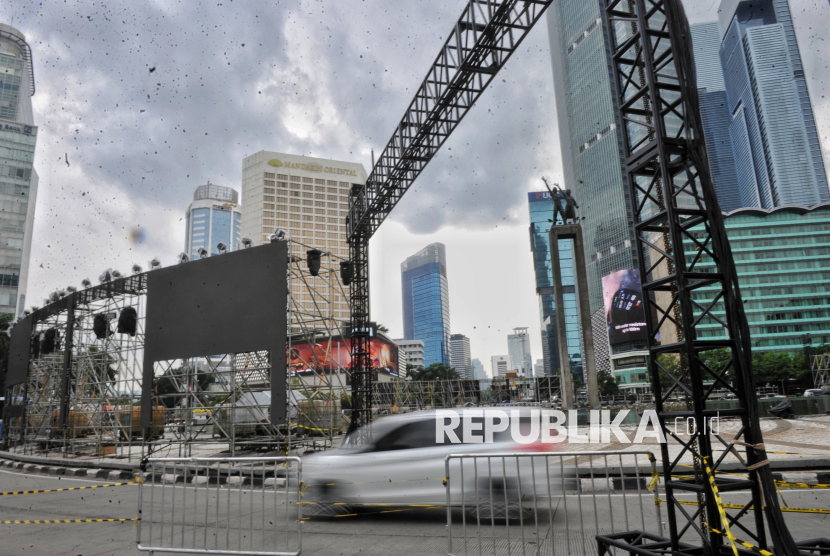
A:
[1,466,828,555]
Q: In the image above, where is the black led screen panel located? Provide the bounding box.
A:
[5,314,33,388]
[141,241,288,426]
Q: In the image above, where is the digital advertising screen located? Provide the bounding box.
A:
[288,337,399,376]
[601,269,651,347]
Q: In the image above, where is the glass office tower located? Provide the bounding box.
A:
[401,243,451,367]
[691,22,741,213]
[528,192,583,380]
[184,184,242,259]
[0,24,39,316]
[688,203,830,350]
[545,1,637,314]
[719,0,828,208]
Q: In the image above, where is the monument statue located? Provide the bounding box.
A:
[542,177,579,224]
[561,188,579,223]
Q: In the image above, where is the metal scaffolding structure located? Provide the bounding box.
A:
[598,0,799,553]
[346,0,555,441]
[372,376,561,413]
[2,239,353,459]
[813,353,830,390]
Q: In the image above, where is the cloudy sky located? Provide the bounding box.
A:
[4,0,830,376]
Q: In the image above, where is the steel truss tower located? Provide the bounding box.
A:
[598,0,798,553]
[346,0,554,440]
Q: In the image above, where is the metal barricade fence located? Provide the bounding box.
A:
[137,456,301,556]
[445,451,663,556]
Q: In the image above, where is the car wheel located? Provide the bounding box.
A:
[469,478,532,522]
[466,500,532,521]
[301,502,354,518]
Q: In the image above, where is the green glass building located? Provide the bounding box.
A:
[688,204,830,351]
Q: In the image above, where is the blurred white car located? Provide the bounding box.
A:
[301,408,561,516]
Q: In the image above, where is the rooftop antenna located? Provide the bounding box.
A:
[371,149,375,169]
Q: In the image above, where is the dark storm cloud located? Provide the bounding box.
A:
[2,0,827,303]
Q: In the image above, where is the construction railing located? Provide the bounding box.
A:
[445,451,662,556]
[137,456,301,556]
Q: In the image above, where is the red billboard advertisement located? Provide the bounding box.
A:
[288,337,399,376]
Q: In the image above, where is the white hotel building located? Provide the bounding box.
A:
[241,151,367,322]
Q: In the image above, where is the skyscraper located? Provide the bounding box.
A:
[718,0,829,208]
[545,3,637,314]
[528,192,583,378]
[450,334,471,379]
[185,183,242,259]
[471,358,486,381]
[401,243,451,367]
[507,327,533,378]
[0,25,38,316]
[690,22,742,213]
[240,151,367,324]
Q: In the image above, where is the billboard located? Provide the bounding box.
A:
[288,337,399,377]
[601,269,651,346]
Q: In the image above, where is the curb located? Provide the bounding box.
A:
[0,450,139,471]
[0,459,136,482]
[141,471,286,487]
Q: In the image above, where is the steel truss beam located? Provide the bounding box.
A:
[348,0,553,239]
[600,0,798,553]
[347,0,554,442]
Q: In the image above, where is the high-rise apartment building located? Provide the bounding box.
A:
[491,355,513,377]
[545,3,637,314]
[718,0,829,209]
[690,21,742,213]
[450,333,471,379]
[0,25,38,316]
[528,192,584,377]
[507,327,533,378]
[185,184,242,259]
[401,243,451,367]
[241,151,367,323]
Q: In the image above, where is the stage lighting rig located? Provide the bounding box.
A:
[81,279,92,288]
[99,269,113,283]
[197,247,208,259]
[177,252,190,264]
[150,257,162,270]
[132,264,142,274]
[111,269,123,279]
[241,237,253,249]
[66,286,77,293]
[217,243,227,254]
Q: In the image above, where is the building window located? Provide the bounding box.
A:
[290,175,301,182]
[303,177,314,184]
[265,172,275,179]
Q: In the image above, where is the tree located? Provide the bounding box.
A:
[0,313,12,392]
[597,370,620,397]
[154,365,215,409]
[407,363,459,381]
[376,323,390,334]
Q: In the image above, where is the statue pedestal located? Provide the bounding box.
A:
[549,223,599,410]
